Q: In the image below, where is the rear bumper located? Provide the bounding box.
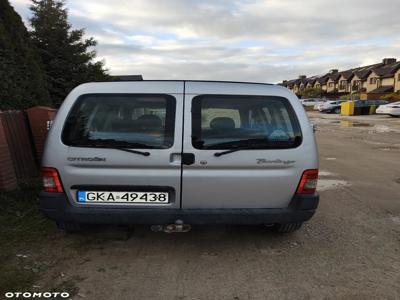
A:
[39,192,319,225]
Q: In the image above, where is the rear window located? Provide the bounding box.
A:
[192,95,302,149]
[62,94,176,149]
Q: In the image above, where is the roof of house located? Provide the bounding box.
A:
[306,75,319,85]
[328,72,341,81]
[338,70,355,81]
[353,63,383,79]
[285,78,300,87]
[373,61,400,78]
[369,86,394,93]
[112,75,143,81]
[316,74,330,84]
[284,59,399,86]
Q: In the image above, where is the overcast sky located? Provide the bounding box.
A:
[9,0,400,83]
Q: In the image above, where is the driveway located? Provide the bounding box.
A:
[15,112,400,299]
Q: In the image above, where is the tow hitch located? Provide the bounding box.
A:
[150,220,191,233]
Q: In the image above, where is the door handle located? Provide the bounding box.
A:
[182,153,195,165]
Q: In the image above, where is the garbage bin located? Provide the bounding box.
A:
[361,106,370,115]
[341,102,354,116]
[369,105,376,115]
[354,106,362,115]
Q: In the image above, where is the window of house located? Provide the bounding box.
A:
[398,73,400,81]
[370,77,377,84]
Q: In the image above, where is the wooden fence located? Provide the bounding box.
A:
[0,107,56,190]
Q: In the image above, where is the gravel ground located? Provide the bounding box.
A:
[31,112,400,299]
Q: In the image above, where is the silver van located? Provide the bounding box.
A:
[40,80,319,233]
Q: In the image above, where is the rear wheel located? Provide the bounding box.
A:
[56,222,81,233]
[274,222,303,233]
[334,107,341,114]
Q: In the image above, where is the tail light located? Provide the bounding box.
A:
[296,169,318,194]
[41,167,64,193]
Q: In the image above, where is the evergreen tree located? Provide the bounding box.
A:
[0,0,51,110]
[30,0,110,106]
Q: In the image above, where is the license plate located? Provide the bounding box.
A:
[77,191,169,204]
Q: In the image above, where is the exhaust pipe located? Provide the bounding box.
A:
[151,219,191,233]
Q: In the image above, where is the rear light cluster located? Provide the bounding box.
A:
[41,167,64,193]
[296,169,318,194]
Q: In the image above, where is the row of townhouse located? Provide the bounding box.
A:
[281,58,400,99]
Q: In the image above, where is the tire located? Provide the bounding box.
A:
[56,222,81,233]
[274,222,303,233]
[334,107,340,114]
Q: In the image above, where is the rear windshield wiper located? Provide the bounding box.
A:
[101,145,150,156]
[214,144,268,157]
[70,139,153,156]
[206,139,271,157]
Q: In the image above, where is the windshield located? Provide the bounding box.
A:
[192,95,302,149]
[62,94,176,149]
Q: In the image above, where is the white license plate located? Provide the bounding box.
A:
[77,191,169,204]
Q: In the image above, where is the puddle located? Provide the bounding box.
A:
[317,179,350,191]
[340,120,372,127]
[374,125,393,133]
[319,171,335,177]
[375,146,400,151]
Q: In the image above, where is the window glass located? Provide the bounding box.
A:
[62,94,176,149]
[201,108,241,129]
[192,95,302,149]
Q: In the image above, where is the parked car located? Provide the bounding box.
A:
[40,80,319,234]
[354,100,389,106]
[376,101,400,117]
[313,99,328,111]
[319,100,346,113]
[300,98,320,107]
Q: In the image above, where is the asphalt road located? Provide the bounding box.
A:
[37,112,400,300]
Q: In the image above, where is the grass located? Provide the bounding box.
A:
[0,183,57,295]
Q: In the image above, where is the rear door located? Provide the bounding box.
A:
[51,81,184,209]
[181,82,311,209]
